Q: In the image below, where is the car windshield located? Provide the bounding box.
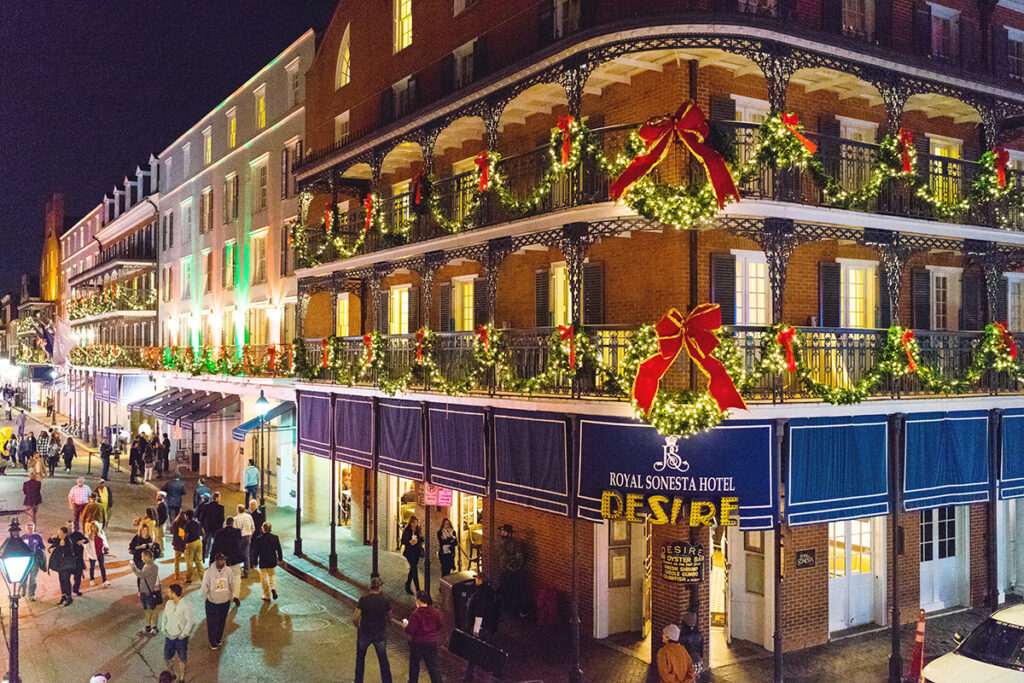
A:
[958,618,1024,671]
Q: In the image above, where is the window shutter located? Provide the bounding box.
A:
[281,148,289,199]
[912,1,932,57]
[959,18,980,71]
[537,0,555,45]
[295,139,303,164]
[377,292,389,333]
[914,131,931,175]
[583,262,604,325]
[878,267,891,329]
[960,272,982,330]
[708,95,737,122]
[875,0,894,47]
[818,115,842,180]
[997,277,1009,324]
[380,88,394,125]
[818,262,841,328]
[232,176,239,219]
[536,268,550,327]
[169,213,174,248]
[911,269,931,330]
[439,282,452,332]
[408,287,420,332]
[473,277,487,327]
[579,0,598,27]
[473,36,489,80]
[822,0,842,34]
[441,53,456,95]
[711,254,737,326]
[223,178,229,224]
[963,140,981,163]
[994,27,1009,78]
[408,75,419,111]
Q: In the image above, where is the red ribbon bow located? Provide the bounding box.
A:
[995,321,1018,358]
[268,345,276,372]
[474,152,490,192]
[901,329,917,372]
[557,324,576,369]
[781,113,817,155]
[474,324,489,350]
[632,304,747,414]
[413,171,424,205]
[995,148,1009,189]
[363,334,373,364]
[609,102,740,210]
[899,129,914,174]
[557,115,574,165]
[321,338,329,368]
[415,328,425,363]
[221,345,227,361]
[324,205,333,233]
[777,327,797,372]
[363,194,374,232]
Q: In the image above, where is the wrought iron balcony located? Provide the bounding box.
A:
[68,289,157,321]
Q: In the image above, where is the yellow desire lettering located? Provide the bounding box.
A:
[689,501,716,527]
[648,495,670,525]
[720,497,739,526]
[601,490,624,519]
[625,493,645,523]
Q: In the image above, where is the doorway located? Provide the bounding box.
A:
[335,462,351,527]
[597,520,652,662]
[920,505,968,611]
[828,518,884,632]
[453,491,483,572]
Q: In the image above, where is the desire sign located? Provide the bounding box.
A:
[661,542,705,583]
[602,491,739,527]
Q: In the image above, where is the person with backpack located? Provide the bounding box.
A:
[130,549,162,635]
[48,526,79,606]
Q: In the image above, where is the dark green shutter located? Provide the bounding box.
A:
[223,178,229,224]
[439,282,452,332]
[536,268,550,327]
[878,266,892,329]
[823,0,842,34]
[818,116,842,183]
[232,176,239,219]
[583,262,604,326]
[537,0,554,45]
[960,272,982,330]
[441,53,456,94]
[579,0,598,27]
[408,287,419,332]
[997,277,1009,324]
[959,18,980,71]
[708,95,736,122]
[377,292,389,333]
[875,0,894,47]
[994,27,1010,79]
[380,88,394,124]
[913,1,932,57]
[912,269,931,330]
[711,254,736,325]
[473,277,487,327]
[819,262,841,328]
[473,36,489,80]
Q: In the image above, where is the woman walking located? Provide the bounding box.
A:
[437,518,458,577]
[130,549,162,634]
[401,515,424,595]
[23,472,41,525]
[48,527,79,606]
[129,523,157,569]
[29,452,45,479]
[61,436,76,474]
[85,521,110,588]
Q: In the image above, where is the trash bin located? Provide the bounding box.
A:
[439,570,477,632]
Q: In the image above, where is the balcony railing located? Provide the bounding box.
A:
[68,289,157,321]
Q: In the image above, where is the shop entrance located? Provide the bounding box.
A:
[828,518,884,632]
[920,505,967,611]
[389,476,417,551]
[335,462,351,527]
[597,519,652,660]
[452,491,483,572]
[709,526,773,667]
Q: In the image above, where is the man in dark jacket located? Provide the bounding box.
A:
[65,519,88,597]
[99,441,112,480]
[128,437,142,484]
[248,499,266,567]
[198,491,225,560]
[467,573,499,640]
[161,433,171,474]
[210,517,243,607]
[252,522,282,601]
[162,472,186,521]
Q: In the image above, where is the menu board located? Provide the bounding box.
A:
[661,542,705,584]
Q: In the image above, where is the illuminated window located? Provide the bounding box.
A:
[927,266,962,331]
[549,263,572,327]
[388,286,410,334]
[203,127,212,165]
[336,293,350,337]
[830,519,872,577]
[394,0,412,52]
[453,277,475,332]
[828,522,846,578]
[180,257,192,300]
[222,309,234,346]
[838,259,877,329]
[226,108,237,148]
[336,25,351,89]
[733,250,770,326]
[203,250,213,293]
[254,86,267,130]
[928,134,962,204]
[251,232,268,284]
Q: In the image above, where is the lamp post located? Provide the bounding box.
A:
[0,518,34,683]
[254,390,271,509]
[50,369,58,425]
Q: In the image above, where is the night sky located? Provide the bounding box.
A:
[0,0,338,295]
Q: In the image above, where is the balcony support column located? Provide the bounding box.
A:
[560,223,593,332]
[873,78,911,135]
[418,251,446,330]
[966,239,1003,325]
[484,238,513,326]
[751,218,797,322]
[296,279,308,340]
[558,57,593,121]
[751,46,796,114]
[878,246,910,328]
[483,102,503,154]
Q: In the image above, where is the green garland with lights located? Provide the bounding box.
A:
[68,288,156,320]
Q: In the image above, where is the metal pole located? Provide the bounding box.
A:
[9,593,19,683]
[888,413,905,683]
[259,419,267,509]
[421,401,431,597]
[371,396,380,577]
[988,408,1001,609]
[773,419,786,683]
[328,394,338,573]
[294,392,303,556]
[568,415,583,683]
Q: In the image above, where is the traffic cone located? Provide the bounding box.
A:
[908,608,926,682]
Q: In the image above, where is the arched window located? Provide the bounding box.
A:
[335,24,351,89]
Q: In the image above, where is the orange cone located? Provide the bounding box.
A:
[908,608,926,681]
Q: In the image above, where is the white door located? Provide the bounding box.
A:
[828,518,875,631]
[727,527,768,646]
[920,506,960,611]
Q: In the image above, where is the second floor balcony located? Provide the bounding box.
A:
[68,288,157,322]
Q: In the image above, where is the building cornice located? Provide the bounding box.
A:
[93,196,159,246]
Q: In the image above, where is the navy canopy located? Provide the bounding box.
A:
[155,391,200,420]
[1000,408,1024,499]
[577,417,776,530]
[29,365,54,384]
[297,391,332,459]
[180,394,239,428]
[165,393,219,423]
[904,411,990,510]
[127,388,175,412]
[429,404,488,497]
[378,399,423,480]
[333,396,373,468]
[787,415,890,526]
[95,373,119,403]
[493,408,567,515]
[142,389,187,417]
[233,401,295,442]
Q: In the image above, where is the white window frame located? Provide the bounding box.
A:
[250,229,269,284]
[254,84,267,130]
[1007,273,1024,332]
[394,0,412,53]
[452,274,477,332]
[334,111,351,145]
[388,284,411,334]
[731,249,772,326]
[224,239,236,290]
[226,107,237,149]
[926,265,963,331]
[286,57,301,108]
[836,116,878,143]
[251,160,269,213]
[203,249,213,293]
[182,142,191,179]
[180,198,193,245]
[202,127,212,165]
[731,95,770,124]
[454,40,476,88]
[336,292,351,337]
[837,258,879,329]
[335,25,351,89]
[180,256,192,300]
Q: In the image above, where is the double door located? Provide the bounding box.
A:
[920,506,962,611]
[828,518,876,632]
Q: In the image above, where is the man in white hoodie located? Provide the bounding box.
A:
[161,583,194,681]
[201,553,234,649]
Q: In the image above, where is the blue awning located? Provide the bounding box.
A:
[181,394,239,428]
[297,391,332,459]
[155,391,201,420]
[1000,409,1024,499]
[166,393,220,423]
[333,396,373,468]
[232,401,295,442]
[95,372,119,403]
[142,389,188,417]
[904,411,990,510]
[787,415,890,526]
[30,365,54,384]
[430,404,488,497]
[378,399,423,480]
[127,388,176,412]
[493,408,565,514]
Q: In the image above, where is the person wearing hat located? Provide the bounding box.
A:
[679,611,706,681]
[155,491,169,550]
[496,524,525,616]
[657,623,695,683]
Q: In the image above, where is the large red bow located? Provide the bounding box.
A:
[321,338,329,368]
[632,304,747,414]
[781,113,817,155]
[363,194,374,232]
[324,205,333,234]
[901,329,917,372]
[474,324,489,350]
[898,129,914,174]
[415,328,425,363]
[777,327,796,372]
[363,334,374,364]
[557,115,573,165]
[557,324,575,369]
[413,171,424,205]
[475,152,490,192]
[995,148,1009,189]
[268,345,277,372]
[608,102,739,210]
[995,321,1018,358]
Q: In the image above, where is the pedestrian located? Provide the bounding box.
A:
[162,470,186,521]
[99,441,112,481]
[201,553,234,649]
[143,442,156,481]
[210,517,242,607]
[36,429,50,465]
[158,672,175,683]
[46,432,60,477]
[26,430,36,463]
[94,479,113,526]
[243,459,259,507]
[48,526,78,606]
[169,511,188,580]
[129,436,143,485]
[161,432,171,473]
[404,590,444,683]
[155,492,169,549]
[678,612,707,682]
[657,623,695,683]
[61,436,76,473]
[21,522,45,601]
[353,576,393,683]
[22,471,41,525]
[193,478,210,509]
[29,451,44,479]
[16,409,25,439]
[234,503,254,579]
[1,436,15,474]
[161,583,194,682]
[400,515,423,595]
[496,523,526,616]
[17,433,31,470]
[252,521,282,601]
[84,520,110,588]
[468,572,499,641]
[248,499,265,568]
[437,517,458,577]
[129,522,157,569]
[68,477,92,532]
[182,509,204,583]
[150,434,162,477]
[198,491,224,561]
[130,549,162,634]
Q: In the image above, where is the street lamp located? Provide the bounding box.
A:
[49,369,58,425]
[254,390,271,508]
[0,518,33,683]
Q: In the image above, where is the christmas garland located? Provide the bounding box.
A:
[68,288,156,321]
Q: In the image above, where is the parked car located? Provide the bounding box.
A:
[922,605,1024,682]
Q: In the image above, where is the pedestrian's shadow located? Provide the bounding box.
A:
[249,601,292,667]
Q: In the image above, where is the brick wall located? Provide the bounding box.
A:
[781,523,829,651]
[969,502,991,607]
